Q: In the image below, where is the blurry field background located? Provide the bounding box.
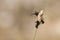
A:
[0,0,60,40]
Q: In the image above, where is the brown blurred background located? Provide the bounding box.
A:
[0,0,60,40]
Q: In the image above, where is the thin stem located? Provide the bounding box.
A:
[33,29,38,40]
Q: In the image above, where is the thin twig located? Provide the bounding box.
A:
[33,29,38,40]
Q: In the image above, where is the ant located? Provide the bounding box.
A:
[34,10,45,29]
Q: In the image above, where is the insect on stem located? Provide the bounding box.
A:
[33,10,44,40]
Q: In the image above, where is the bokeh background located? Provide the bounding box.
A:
[0,0,60,40]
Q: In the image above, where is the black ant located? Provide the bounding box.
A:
[34,10,44,29]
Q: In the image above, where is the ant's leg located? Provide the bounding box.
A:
[41,19,44,24]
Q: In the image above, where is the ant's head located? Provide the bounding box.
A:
[34,11,39,16]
